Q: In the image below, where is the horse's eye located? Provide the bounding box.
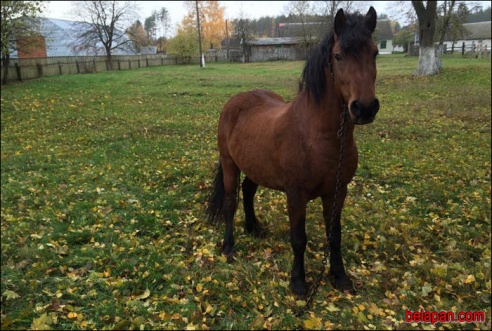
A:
[335,54,342,61]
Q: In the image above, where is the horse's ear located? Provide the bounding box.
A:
[334,8,346,37]
[365,6,377,33]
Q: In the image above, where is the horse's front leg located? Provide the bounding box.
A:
[322,189,354,293]
[286,189,308,296]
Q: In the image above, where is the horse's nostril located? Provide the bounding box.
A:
[350,99,379,121]
[372,98,380,115]
[350,101,362,117]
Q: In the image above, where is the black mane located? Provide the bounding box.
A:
[299,10,374,104]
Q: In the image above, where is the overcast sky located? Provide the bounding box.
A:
[43,1,391,37]
[43,1,490,38]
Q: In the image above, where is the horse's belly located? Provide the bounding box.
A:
[229,141,286,191]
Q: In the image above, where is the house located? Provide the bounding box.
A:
[442,21,491,53]
[374,19,403,54]
[249,37,308,61]
[140,46,157,55]
[249,18,401,60]
[217,37,243,61]
[10,17,137,59]
[277,22,327,39]
[218,18,400,62]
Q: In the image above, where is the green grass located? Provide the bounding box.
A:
[1,54,491,330]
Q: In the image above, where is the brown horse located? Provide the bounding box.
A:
[206,7,379,296]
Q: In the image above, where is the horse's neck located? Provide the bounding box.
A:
[296,89,354,140]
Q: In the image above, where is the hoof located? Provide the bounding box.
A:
[225,252,234,263]
[332,276,355,294]
[245,221,264,237]
[290,279,308,297]
[222,244,235,263]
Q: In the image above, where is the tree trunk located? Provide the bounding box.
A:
[414,46,441,76]
[106,50,113,70]
[412,1,441,76]
[2,54,10,85]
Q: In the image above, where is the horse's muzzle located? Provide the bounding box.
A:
[349,98,380,125]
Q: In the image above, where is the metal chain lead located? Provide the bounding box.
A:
[295,104,348,319]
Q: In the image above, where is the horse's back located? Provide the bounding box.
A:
[218,89,294,190]
[218,88,289,143]
[222,88,285,114]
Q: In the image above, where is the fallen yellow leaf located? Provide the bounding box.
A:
[196,283,203,293]
[464,274,476,284]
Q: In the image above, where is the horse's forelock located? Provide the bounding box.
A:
[338,13,373,57]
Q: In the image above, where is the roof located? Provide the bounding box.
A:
[141,46,157,55]
[374,19,394,41]
[277,19,394,40]
[221,19,401,48]
[462,21,491,40]
[277,21,327,38]
[40,18,83,57]
[249,37,304,46]
[10,17,136,58]
[220,37,241,48]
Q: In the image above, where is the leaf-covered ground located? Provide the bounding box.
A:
[1,55,490,330]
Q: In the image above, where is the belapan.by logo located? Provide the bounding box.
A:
[405,309,486,325]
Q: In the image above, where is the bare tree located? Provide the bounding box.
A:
[315,1,366,23]
[384,0,417,25]
[436,1,470,52]
[70,1,139,70]
[232,3,254,63]
[412,1,441,76]
[436,0,456,52]
[285,1,315,55]
[445,2,470,46]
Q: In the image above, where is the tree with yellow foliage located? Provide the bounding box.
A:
[127,20,149,54]
[182,1,228,50]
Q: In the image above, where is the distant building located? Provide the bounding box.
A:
[217,37,246,62]
[140,46,157,55]
[442,21,491,53]
[249,37,308,61]
[277,22,326,39]
[10,17,137,58]
[374,19,403,54]
[219,18,403,62]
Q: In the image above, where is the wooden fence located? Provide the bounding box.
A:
[408,41,490,58]
[1,53,231,83]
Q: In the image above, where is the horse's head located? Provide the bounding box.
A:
[331,7,379,125]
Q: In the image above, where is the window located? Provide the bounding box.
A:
[380,40,387,49]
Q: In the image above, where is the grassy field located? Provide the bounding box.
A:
[1,54,490,330]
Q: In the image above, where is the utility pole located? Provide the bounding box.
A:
[225,19,230,60]
[196,1,204,67]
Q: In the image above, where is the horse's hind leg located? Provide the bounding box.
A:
[242,177,262,236]
[221,157,240,262]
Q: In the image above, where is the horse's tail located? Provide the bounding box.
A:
[206,162,227,223]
